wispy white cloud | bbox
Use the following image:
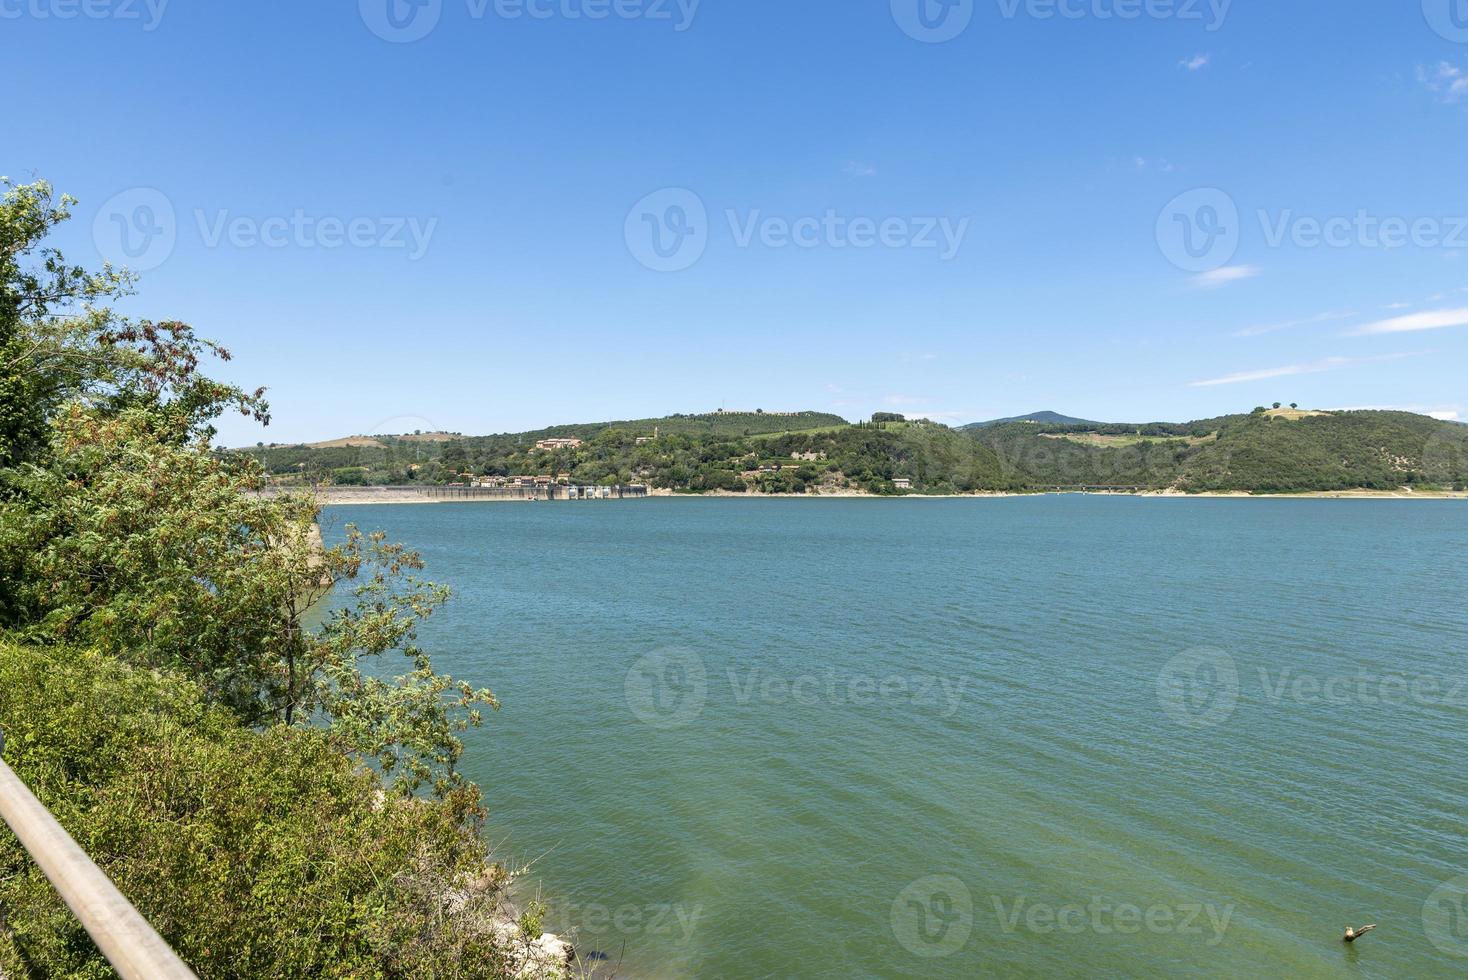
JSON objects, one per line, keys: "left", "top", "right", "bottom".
{"left": 1180, "top": 54, "right": 1210, "bottom": 71}
{"left": 1234, "top": 309, "right": 1357, "bottom": 338}
{"left": 1351, "top": 306, "right": 1468, "bottom": 335}
{"left": 1191, "top": 265, "right": 1260, "bottom": 289}
{"left": 843, "top": 161, "right": 877, "bottom": 177}
{"left": 1418, "top": 62, "right": 1468, "bottom": 102}
{"left": 1133, "top": 156, "right": 1175, "bottom": 173}
{"left": 1190, "top": 352, "right": 1421, "bottom": 388}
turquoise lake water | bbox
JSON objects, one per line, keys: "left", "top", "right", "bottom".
{"left": 322, "top": 497, "right": 1468, "bottom": 978}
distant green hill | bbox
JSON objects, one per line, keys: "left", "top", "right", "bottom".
{"left": 969, "top": 409, "right": 1468, "bottom": 492}
{"left": 962, "top": 411, "right": 1106, "bottom": 430}
{"left": 242, "top": 407, "right": 1468, "bottom": 495}
{"left": 490, "top": 410, "right": 848, "bottom": 441}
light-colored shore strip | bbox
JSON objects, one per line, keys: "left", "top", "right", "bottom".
{"left": 285, "top": 487, "right": 1468, "bottom": 506}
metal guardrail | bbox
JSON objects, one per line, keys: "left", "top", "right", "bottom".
{"left": 0, "top": 730, "right": 197, "bottom": 979}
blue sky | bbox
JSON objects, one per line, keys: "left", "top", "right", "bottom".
{"left": 7, "top": 0, "right": 1468, "bottom": 443}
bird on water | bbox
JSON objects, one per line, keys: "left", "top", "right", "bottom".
{"left": 1342, "top": 924, "right": 1377, "bottom": 943}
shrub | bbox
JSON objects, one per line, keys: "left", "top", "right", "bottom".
{"left": 0, "top": 643, "right": 527, "bottom": 979}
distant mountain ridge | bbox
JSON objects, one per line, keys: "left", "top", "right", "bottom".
{"left": 962, "top": 411, "right": 1105, "bottom": 430}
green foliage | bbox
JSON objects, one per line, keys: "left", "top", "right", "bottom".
{"left": 969, "top": 410, "right": 1467, "bottom": 492}
{"left": 2, "top": 403, "right": 495, "bottom": 797}
{"left": 0, "top": 643, "right": 519, "bottom": 979}
{"left": 0, "top": 178, "right": 521, "bottom": 975}
{"left": 249, "top": 416, "right": 1027, "bottom": 495}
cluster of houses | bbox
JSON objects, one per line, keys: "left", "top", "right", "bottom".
{"left": 532, "top": 438, "right": 584, "bottom": 452}
{"left": 466, "top": 473, "right": 642, "bottom": 497}
{"left": 473, "top": 474, "right": 561, "bottom": 489}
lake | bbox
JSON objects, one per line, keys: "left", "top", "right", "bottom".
{"left": 321, "top": 497, "right": 1468, "bottom": 978}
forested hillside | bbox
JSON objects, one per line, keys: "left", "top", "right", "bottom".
{"left": 249, "top": 417, "right": 1021, "bottom": 494}
{"left": 249, "top": 407, "right": 1467, "bottom": 495}
{"left": 970, "top": 408, "right": 1468, "bottom": 493}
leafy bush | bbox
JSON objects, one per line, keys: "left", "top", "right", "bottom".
{"left": 0, "top": 643, "right": 523, "bottom": 979}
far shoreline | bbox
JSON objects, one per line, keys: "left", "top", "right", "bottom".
{"left": 284, "top": 487, "right": 1468, "bottom": 506}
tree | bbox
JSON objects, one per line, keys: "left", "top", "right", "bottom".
{"left": 0, "top": 178, "right": 494, "bottom": 799}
